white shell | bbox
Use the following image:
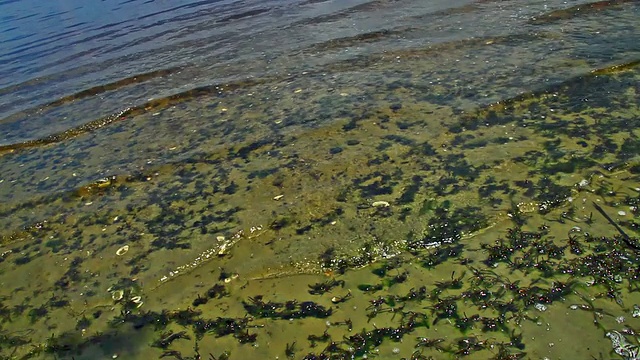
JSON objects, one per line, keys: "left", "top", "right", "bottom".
{"left": 116, "top": 245, "right": 129, "bottom": 256}
{"left": 111, "top": 290, "right": 124, "bottom": 301}
{"left": 372, "top": 201, "right": 390, "bottom": 208}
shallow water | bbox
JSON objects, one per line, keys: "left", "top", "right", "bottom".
{"left": 1, "top": 0, "right": 640, "bottom": 359}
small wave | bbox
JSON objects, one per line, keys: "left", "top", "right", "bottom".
{"left": 529, "top": 0, "right": 636, "bottom": 25}
{"left": 0, "top": 67, "right": 183, "bottom": 121}
{"left": 0, "top": 74, "right": 281, "bottom": 153}
{"left": 218, "top": 7, "right": 273, "bottom": 22}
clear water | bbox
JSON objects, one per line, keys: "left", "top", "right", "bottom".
{"left": 0, "top": 0, "right": 639, "bottom": 359}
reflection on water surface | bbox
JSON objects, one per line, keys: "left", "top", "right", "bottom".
{"left": 0, "top": 0, "right": 639, "bottom": 359}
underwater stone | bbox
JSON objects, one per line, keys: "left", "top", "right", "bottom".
{"left": 329, "top": 147, "right": 343, "bottom": 155}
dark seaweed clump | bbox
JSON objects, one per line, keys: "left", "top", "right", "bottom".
{"left": 243, "top": 296, "right": 333, "bottom": 319}
{"left": 408, "top": 203, "right": 488, "bottom": 252}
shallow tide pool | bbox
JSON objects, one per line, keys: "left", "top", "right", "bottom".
{"left": 0, "top": 0, "right": 639, "bottom": 359}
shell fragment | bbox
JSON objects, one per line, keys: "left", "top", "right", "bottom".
{"left": 116, "top": 245, "right": 129, "bottom": 256}
{"left": 372, "top": 201, "right": 390, "bottom": 208}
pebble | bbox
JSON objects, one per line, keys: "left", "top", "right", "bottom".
{"left": 329, "top": 147, "right": 343, "bottom": 155}
{"left": 534, "top": 303, "right": 547, "bottom": 312}
{"left": 223, "top": 274, "right": 239, "bottom": 283}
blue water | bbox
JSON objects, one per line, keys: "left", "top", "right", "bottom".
{"left": 0, "top": 0, "right": 287, "bottom": 118}
{"left": 0, "top": 0, "right": 638, "bottom": 148}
